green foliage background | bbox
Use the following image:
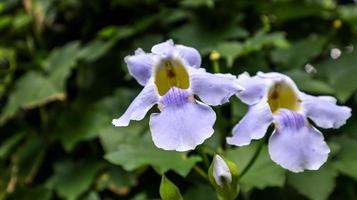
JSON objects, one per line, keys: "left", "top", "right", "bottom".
{"left": 0, "top": 0, "right": 356, "bottom": 199}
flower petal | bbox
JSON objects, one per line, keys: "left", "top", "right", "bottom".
{"left": 257, "top": 71, "right": 301, "bottom": 90}
{"left": 257, "top": 71, "right": 289, "bottom": 79}
{"left": 151, "top": 39, "right": 174, "bottom": 55}
{"left": 235, "top": 72, "right": 268, "bottom": 105}
{"left": 124, "top": 48, "right": 154, "bottom": 86}
{"left": 112, "top": 83, "right": 159, "bottom": 127}
{"left": 175, "top": 44, "right": 201, "bottom": 68}
{"left": 269, "top": 109, "right": 330, "bottom": 172}
{"left": 226, "top": 101, "right": 273, "bottom": 146}
{"left": 189, "top": 68, "right": 244, "bottom": 106}
{"left": 149, "top": 88, "right": 216, "bottom": 151}
{"left": 301, "top": 94, "right": 352, "bottom": 129}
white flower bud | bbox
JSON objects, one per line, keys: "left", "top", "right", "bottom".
{"left": 213, "top": 155, "right": 232, "bottom": 187}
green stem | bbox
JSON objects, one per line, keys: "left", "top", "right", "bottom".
{"left": 193, "top": 166, "right": 209, "bottom": 181}
{"left": 213, "top": 60, "right": 220, "bottom": 73}
{"left": 197, "top": 147, "right": 210, "bottom": 168}
{"left": 239, "top": 140, "right": 264, "bottom": 178}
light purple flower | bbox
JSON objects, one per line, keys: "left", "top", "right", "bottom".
{"left": 112, "top": 39, "right": 243, "bottom": 152}
{"left": 227, "top": 72, "right": 351, "bottom": 172}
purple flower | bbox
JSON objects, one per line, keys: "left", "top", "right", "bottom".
{"left": 227, "top": 72, "right": 352, "bottom": 172}
{"left": 112, "top": 40, "right": 243, "bottom": 151}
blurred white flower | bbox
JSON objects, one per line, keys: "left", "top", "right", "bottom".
{"left": 345, "top": 45, "right": 354, "bottom": 53}
{"left": 305, "top": 63, "right": 317, "bottom": 74}
{"left": 330, "top": 48, "right": 341, "bottom": 59}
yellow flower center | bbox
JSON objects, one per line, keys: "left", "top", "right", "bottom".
{"left": 154, "top": 58, "right": 190, "bottom": 96}
{"left": 267, "top": 81, "right": 301, "bottom": 114}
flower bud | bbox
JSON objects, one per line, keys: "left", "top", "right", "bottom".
{"left": 208, "top": 155, "right": 239, "bottom": 200}
{"left": 213, "top": 155, "right": 232, "bottom": 187}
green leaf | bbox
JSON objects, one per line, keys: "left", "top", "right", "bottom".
{"left": 0, "top": 132, "right": 25, "bottom": 159}
{"left": 159, "top": 175, "right": 183, "bottom": 200}
{"left": 96, "top": 165, "right": 137, "bottom": 193}
{"left": 226, "top": 141, "right": 259, "bottom": 172}
{"left": 56, "top": 88, "right": 137, "bottom": 151}
{"left": 183, "top": 183, "right": 216, "bottom": 200}
{"left": 338, "top": 5, "right": 357, "bottom": 32}
{"left": 9, "top": 186, "right": 52, "bottom": 200}
{"left": 0, "top": 42, "right": 81, "bottom": 124}
{"left": 285, "top": 69, "right": 334, "bottom": 94}
{"left": 230, "top": 98, "right": 248, "bottom": 126}
{"left": 287, "top": 164, "right": 338, "bottom": 200}
{"left": 171, "top": 19, "right": 248, "bottom": 53}
{"left": 133, "top": 34, "right": 164, "bottom": 52}
{"left": 12, "top": 136, "right": 46, "bottom": 183}
{"left": 130, "top": 193, "right": 150, "bottom": 200}
{"left": 105, "top": 134, "right": 201, "bottom": 177}
{"left": 180, "top": 0, "right": 215, "bottom": 8}
{"left": 0, "top": 71, "right": 64, "bottom": 124}
{"left": 215, "top": 42, "right": 243, "bottom": 67}
{"left": 243, "top": 31, "right": 289, "bottom": 53}
{"left": 0, "top": 15, "right": 12, "bottom": 31}
{"left": 215, "top": 31, "right": 288, "bottom": 67}
{"left": 78, "top": 39, "right": 115, "bottom": 62}
{"left": 0, "top": 3, "right": 6, "bottom": 13}
{"left": 47, "top": 160, "right": 105, "bottom": 200}
{"left": 55, "top": 106, "right": 110, "bottom": 151}
{"left": 81, "top": 191, "right": 100, "bottom": 200}
{"left": 332, "top": 137, "right": 357, "bottom": 181}
{"left": 271, "top": 36, "right": 326, "bottom": 70}
{"left": 43, "top": 41, "right": 80, "bottom": 73}
{"left": 46, "top": 41, "right": 81, "bottom": 90}
{"left": 227, "top": 142, "right": 286, "bottom": 190}
{"left": 263, "top": 1, "right": 331, "bottom": 21}
{"left": 0, "top": 47, "right": 16, "bottom": 98}
{"left": 316, "top": 47, "right": 357, "bottom": 102}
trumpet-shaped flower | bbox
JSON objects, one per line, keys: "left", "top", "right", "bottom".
{"left": 227, "top": 72, "right": 351, "bottom": 172}
{"left": 112, "top": 40, "right": 243, "bottom": 151}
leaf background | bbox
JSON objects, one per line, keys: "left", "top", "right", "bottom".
{"left": 0, "top": 0, "right": 356, "bottom": 199}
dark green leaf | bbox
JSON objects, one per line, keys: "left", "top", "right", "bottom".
{"left": 0, "top": 132, "right": 25, "bottom": 159}
{"left": 105, "top": 134, "right": 201, "bottom": 177}
{"left": 287, "top": 164, "right": 338, "bottom": 200}
{"left": 333, "top": 137, "right": 357, "bottom": 181}
{"left": 227, "top": 142, "right": 285, "bottom": 190}
{"left": 285, "top": 69, "right": 334, "bottom": 94}
{"left": 183, "top": 183, "right": 217, "bottom": 200}
{"left": 0, "top": 72, "right": 63, "bottom": 124}
{"left": 47, "top": 160, "right": 105, "bottom": 200}
{"left": 9, "top": 186, "right": 52, "bottom": 200}
{"left": 271, "top": 36, "right": 326, "bottom": 70}
{"left": 316, "top": 47, "right": 357, "bottom": 102}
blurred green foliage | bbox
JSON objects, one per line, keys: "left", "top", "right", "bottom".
{"left": 0, "top": 0, "right": 356, "bottom": 199}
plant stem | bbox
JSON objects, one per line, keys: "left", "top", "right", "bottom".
{"left": 193, "top": 166, "right": 209, "bottom": 181}
{"left": 239, "top": 140, "right": 264, "bottom": 178}
{"left": 197, "top": 147, "right": 210, "bottom": 168}
{"left": 213, "top": 60, "right": 220, "bottom": 73}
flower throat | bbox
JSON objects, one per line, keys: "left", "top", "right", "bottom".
{"left": 154, "top": 58, "right": 190, "bottom": 96}
{"left": 267, "top": 81, "right": 301, "bottom": 113}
